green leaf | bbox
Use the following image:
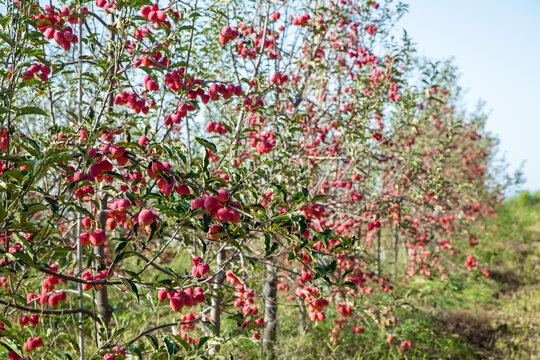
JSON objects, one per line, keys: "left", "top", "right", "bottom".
{"left": 0, "top": 33, "right": 14, "bottom": 46}
{"left": 114, "top": 239, "right": 130, "bottom": 255}
{"left": 171, "top": 334, "right": 190, "bottom": 351}
{"left": 0, "top": 266, "right": 16, "bottom": 276}
{"left": 120, "top": 278, "right": 139, "bottom": 302}
{"left": 203, "top": 148, "right": 210, "bottom": 172}
{"left": 44, "top": 196, "right": 60, "bottom": 212}
{"left": 266, "top": 242, "right": 279, "bottom": 256}
{"left": 264, "top": 233, "right": 270, "bottom": 254}
{"left": 163, "top": 335, "right": 177, "bottom": 356}
{"left": 26, "top": 203, "right": 48, "bottom": 214}
{"left": 13, "top": 233, "right": 34, "bottom": 257}
{"left": 0, "top": 290, "right": 26, "bottom": 304}
{"left": 20, "top": 137, "right": 41, "bottom": 157}
{"left": 127, "top": 344, "right": 143, "bottom": 360}
{"left": 195, "top": 137, "right": 217, "bottom": 153}
{"left": 312, "top": 194, "right": 328, "bottom": 202}
{"left": 197, "top": 336, "right": 210, "bottom": 350}
{"left": 17, "top": 106, "right": 47, "bottom": 116}
{"left": 326, "top": 260, "right": 338, "bottom": 274}
{"left": 52, "top": 351, "right": 73, "bottom": 360}
{"left": 202, "top": 319, "right": 216, "bottom": 335}
{"left": 70, "top": 204, "right": 94, "bottom": 218}
{"left": 100, "top": 171, "right": 126, "bottom": 182}
{"left": 0, "top": 203, "right": 6, "bottom": 222}
{"left": 314, "top": 267, "right": 326, "bottom": 276}
{"left": 3, "top": 169, "right": 23, "bottom": 183}
{"left": 0, "top": 314, "right": 13, "bottom": 328}
{"left": 6, "top": 252, "right": 38, "bottom": 269}
{"left": 146, "top": 334, "right": 159, "bottom": 350}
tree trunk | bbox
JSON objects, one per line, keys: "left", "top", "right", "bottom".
{"left": 96, "top": 195, "right": 112, "bottom": 325}
{"left": 77, "top": 12, "right": 85, "bottom": 359}
{"left": 209, "top": 248, "right": 226, "bottom": 354}
{"left": 76, "top": 218, "right": 85, "bottom": 360}
{"left": 262, "top": 259, "right": 278, "bottom": 359}
{"left": 392, "top": 228, "right": 399, "bottom": 277}
{"left": 97, "top": 12, "right": 116, "bottom": 324}
{"left": 376, "top": 228, "right": 381, "bottom": 277}
{"left": 403, "top": 239, "right": 408, "bottom": 275}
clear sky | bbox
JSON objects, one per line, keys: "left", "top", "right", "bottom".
{"left": 397, "top": 0, "right": 540, "bottom": 193}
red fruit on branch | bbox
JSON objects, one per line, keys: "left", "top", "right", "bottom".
{"left": 48, "top": 293, "right": 60, "bottom": 307}
{"left": 217, "top": 188, "right": 230, "bottom": 202}
{"left": 8, "top": 351, "right": 21, "bottom": 360}
{"left": 175, "top": 184, "right": 190, "bottom": 195}
{"left": 19, "top": 316, "right": 29, "bottom": 326}
{"left": 157, "top": 289, "right": 168, "bottom": 301}
{"left": 79, "top": 232, "right": 90, "bottom": 246}
{"left": 170, "top": 296, "right": 184, "bottom": 311}
{"left": 192, "top": 256, "right": 202, "bottom": 266}
{"left": 208, "top": 224, "right": 224, "bottom": 240}
{"left": 81, "top": 217, "right": 92, "bottom": 229}
{"left": 204, "top": 196, "right": 219, "bottom": 212}
{"left": 191, "top": 198, "right": 204, "bottom": 210}
{"left": 90, "top": 229, "right": 106, "bottom": 246}
{"left": 29, "top": 314, "right": 39, "bottom": 325}
{"left": 106, "top": 217, "right": 117, "bottom": 230}
{"left": 138, "top": 209, "right": 155, "bottom": 226}
{"left": 138, "top": 135, "right": 149, "bottom": 146}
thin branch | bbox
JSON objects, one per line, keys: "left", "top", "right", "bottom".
{"left": 0, "top": 299, "right": 97, "bottom": 320}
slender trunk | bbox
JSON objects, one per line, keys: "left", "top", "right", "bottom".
{"left": 262, "top": 259, "right": 278, "bottom": 359}
{"left": 95, "top": 245, "right": 111, "bottom": 323}
{"left": 77, "top": 11, "right": 85, "bottom": 360}
{"left": 376, "top": 228, "right": 381, "bottom": 277}
{"left": 95, "top": 13, "right": 115, "bottom": 326}
{"left": 76, "top": 218, "right": 84, "bottom": 360}
{"left": 210, "top": 248, "right": 226, "bottom": 353}
{"left": 392, "top": 228, "right": 398, "bottom": 277}
{"left": 403, "top": 238, "right": 408, "bottom": 275}
{"left": 211, "top": 249, "right": 226, "bottom": 335}
{"left": 96, "top": 195, "right": 112, "bottom": 325}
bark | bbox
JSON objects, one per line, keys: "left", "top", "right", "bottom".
{"left": 210, "top": 248, "right": 226, "bottom": 354}
{"left": 392, "top": 228, "right": 399, "bottom": 277}
{"left": 403, "top": 240, "right": 408, "bottom": 275}
{"left": 76, "top": 219, "right": 85, "bottom": 359}
{"left": 96, "top": 195, "right": 112, "bottom": 325}
{"left": 95, "top": 13, "right": 116, "bottom": 327}
{"left": 262, "top": 259, "right": 278, "bottom": 359}
{"left": 376, "top": 228, "right": 381, "bottom": 277}
{"left": 77, "top": 13, "right": 85, "bottom": 359}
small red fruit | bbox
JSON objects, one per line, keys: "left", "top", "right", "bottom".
{"left": 170, "top": 296, "right": 184, "bottom": 311}
{"left": 19, "top": 316, "right": 29, "bottom": 326}
{"left": 138, "top": 209, "right": 155, "bottom": 226}
{"left": 158, "top": 289, "right": 168, "bottom": 301}
{"left": 90, "top": 229, "right": 106, "bottom": 246}
{"left": 191, "top": 198, "right": 204, "bottom": 210}
{"left": 79, "top": 232, "right": 90, "bottom": 246}
{"left": 29, "top": 314, "right": 39, "bottom": 325}
{"left": 48, "top": 293, "right": 59, "bottom": 307}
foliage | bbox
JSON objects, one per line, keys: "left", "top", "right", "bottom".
{"left": 0, "top": 0, "right": 510, "bottom": 359}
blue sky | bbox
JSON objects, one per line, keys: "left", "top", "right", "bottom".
{"left": 398, "top": 0, "right": 540, "bottom": 193}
